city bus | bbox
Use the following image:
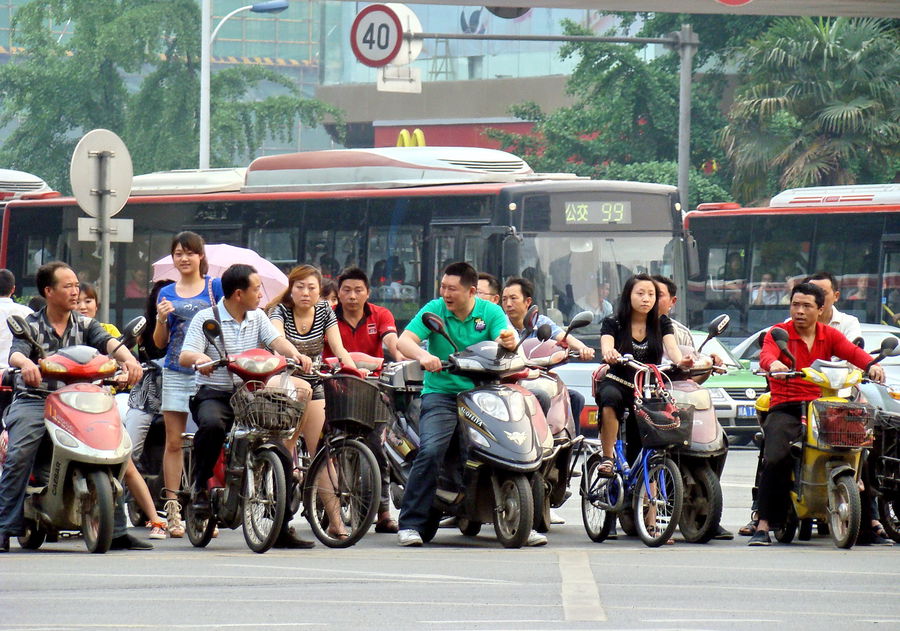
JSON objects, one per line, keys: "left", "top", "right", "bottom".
{"left": 683, "top": 184, "right": 900, "bottom": 338}
{"left": 3, "top": 147, "right": 689, "bottom": 336}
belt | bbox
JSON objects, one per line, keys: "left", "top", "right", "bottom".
{"left": 604, "top": 373, "right": 635, "bottom": 389}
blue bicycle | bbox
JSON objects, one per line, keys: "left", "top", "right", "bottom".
{"left": 580, "top": 357, "right": 685, "bottom": 547}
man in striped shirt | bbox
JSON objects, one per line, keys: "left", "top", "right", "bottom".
{"left": 180, "top": 264, "right": 312, "bottom": 547}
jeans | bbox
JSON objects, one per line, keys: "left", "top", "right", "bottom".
{"left": 398, "top": 393, "right": 458, "bottom": 533}
{"left": 363, "top": 426, "right": 391, "bottom": 514}
{"left": 0, "top": 398, "right": 47, "bottom": 535}
{"left": 757, "top": 403, "right": 804, "bottom": 524}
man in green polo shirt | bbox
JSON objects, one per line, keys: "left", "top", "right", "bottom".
{"left": 396, "top": 262, "right": 522, "bottom": 547}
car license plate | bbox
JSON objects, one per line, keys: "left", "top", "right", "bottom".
{"left": 737, "top": 404, "right": 756, "bottom": 418}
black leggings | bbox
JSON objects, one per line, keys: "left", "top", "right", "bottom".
{"left": 594, "top": 379, "right": 642, "bottom": 465}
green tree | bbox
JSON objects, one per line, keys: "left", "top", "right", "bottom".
{"left": 0, "top": 0, "right": 341, "bottom": 191}
{"left": 722, "top": 17, "right": 899, "bottom": 203}
{"left": 486, "top": 20, "right": 731, "bottom": 209}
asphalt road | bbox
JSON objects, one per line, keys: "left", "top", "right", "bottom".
{"left": 1, "top": 449, "right": 898, "bottom": 631}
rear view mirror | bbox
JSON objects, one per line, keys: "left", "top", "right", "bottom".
{"left": 698, "top": 313, "right": 730, "bottom": 352}
{"left": 108, "top": 316, "right": 146, "bottom": 356}
{"left": 853, "top": 336, "right": 864, "bottom": 349}
{"left": 422, "top": 312, "right": 459, "bottom": 352}
{"left": 769, "top": 327, "right": 795, "bottom": 368}
{"left": 536, "top": 323, "right": 553, "bottom": 342}
{"left": 7, "top": 314, "right": 43, "bottom": 358}
{"left": 524, "top": 305, "right": 540, "bottom": 336}
{"left": 202, "top": 319, "right": 222, "bottom": 345}
{"left": 567, "top": 311, "right": 594, "bottom": 331}
{"left": 879, "top": 336, "right": 899, "bottom": 356}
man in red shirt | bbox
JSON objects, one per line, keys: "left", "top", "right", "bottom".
{"left": 751, "top": 282, "right": 884, "bottom": 546}
{"left": 324, "top": 266, "right": 402, "bottom": 361}
{"left": 325, "top": 266, "right": 403, "bottom": 533}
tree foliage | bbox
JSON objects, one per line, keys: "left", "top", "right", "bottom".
{"left": 722, "top": 17, "right": 899, "bottom": 202}
{"left": 0, "top": 0, "right": 342, "bottom": 192}
{"left": 485, "top": 19, "right": 731, "bottom": 209}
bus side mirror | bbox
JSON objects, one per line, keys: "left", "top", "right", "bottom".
{"left": 685, "top": 232, "right": 700, "bottom": 279}
{"left": 502, "top": 234, "right": 520, "bottom": 279}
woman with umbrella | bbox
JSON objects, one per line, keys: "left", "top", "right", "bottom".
{"left": 153, "top": 232, "right": 224, "bottom": 538}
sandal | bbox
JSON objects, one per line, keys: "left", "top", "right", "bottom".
{"left": 327, "top": 526, "right": 350, "bottom": 540}
{"left": 739, "top": 512, "right": 759, "bottom": 537}
{"left": 374, "top": 517, "right": 399, "bottom": 534}
{"left": 596, "top": 456, "right": 615, "bottom": 478}
{"left": 647, "top": 525, "right": 675, "bottom": 545}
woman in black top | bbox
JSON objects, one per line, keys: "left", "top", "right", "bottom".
{"left": 595, "top": 274, "right": 690, "bottom": 475}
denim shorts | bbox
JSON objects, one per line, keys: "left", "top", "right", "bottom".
{"left": 161, "top": 368, "right": 195, "bottom": 413}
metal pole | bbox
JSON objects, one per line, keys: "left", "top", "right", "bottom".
{"left": 676, "top": 24, "right": 699, "bottom": 214}
{"left": 97, "top": 151, "right": 111, "bottom": 324}
{"left": 409, "top": 32, "right": 675, "bottom": 46}
{"left": 199, "top": 0, "right": 211, "bottom": 169}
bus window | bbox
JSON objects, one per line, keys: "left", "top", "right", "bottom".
{"left": 249, "top": 227, "right": 299, "bottom": 274}
{"left": 367, "top": 225, "right": 423, "bottom": 324}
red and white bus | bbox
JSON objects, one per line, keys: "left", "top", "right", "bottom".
{"left": 683, "top": 184, "right": 900, "bottom": 337}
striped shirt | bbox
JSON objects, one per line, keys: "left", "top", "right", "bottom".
{"left": 669, "top": 317, "right": 694, "bottom": 348}
{"left": 181, "top": 301, "right": 280, "bottom": 392}
{"left": 270, "top": 301, "right": 337, "bottom": 361}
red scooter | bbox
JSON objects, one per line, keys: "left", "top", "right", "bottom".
{"left": 518, "top": 310, "right": 593, "bottom": 531}
{"left": 5, "top": 314, "right": 144, "bottom": 553}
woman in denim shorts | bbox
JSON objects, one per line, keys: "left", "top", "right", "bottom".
{"left": 153, "top": 232, "right": 223, "bottom": 537}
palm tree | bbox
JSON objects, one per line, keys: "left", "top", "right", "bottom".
{"left": 722, "top": 17, "right": 899, "bottom": 203}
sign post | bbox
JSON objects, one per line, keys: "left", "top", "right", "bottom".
{"left": 70, "top": 129, "right": 133, "bottom": 324}
{"left": 351, "top": 3, "right": 423, "bottom": 93}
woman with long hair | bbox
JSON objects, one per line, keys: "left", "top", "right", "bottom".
{"left": 595, "top": 274, "right": 690, "bottom": 476}
{"left": 267, "top": 264, "right": 357, "bottom": 539}
{"left": 153, "top": 232, "right": 223, "bottom": 538}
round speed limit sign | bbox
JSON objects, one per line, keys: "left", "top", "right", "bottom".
{"left": 350, "top": 4, "right": 403, "bottom": 68}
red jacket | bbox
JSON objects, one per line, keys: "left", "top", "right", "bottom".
{"left": 760, "top": 321, "right": 874, "bottom": 407}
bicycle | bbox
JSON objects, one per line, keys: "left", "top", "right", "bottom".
{"left": 581, "top": 355, "right": 685, "bottom": 548}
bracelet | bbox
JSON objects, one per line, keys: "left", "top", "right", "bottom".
{"left": 156, "top": 317, "right": 167, "bottom": 325}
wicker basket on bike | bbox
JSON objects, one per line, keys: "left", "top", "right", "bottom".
{"left": 632, "top": 365, "right": 693, "bottom": 449}
{"left": 230, "top": 381, "right": 307, "bottom": 434}
{"left": 323, "top": 368, "right": 391, "bottom": 435}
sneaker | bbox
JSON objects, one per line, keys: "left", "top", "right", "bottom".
{"left": 550, "top": 509, "right": 566, "bottom": 525}
{"left": 748, "top": 530, "right": 771, "bottom": 546}
{"left": 110, "top": 534, "right": 153, "bottom": 550}
{"left": 165, "top": 499, "right": 185, "bottom": 539}
{"left": 148, "top": 520, "right": 167, "bottom": 540}
{"left": 398, "top": 529, "right": 423, "bottom": 547}
{"left": 713, "top": 525, "right": 734, "bottom": 541}
{"left": 526, "top": 530, "right": 548, "bottom": 547}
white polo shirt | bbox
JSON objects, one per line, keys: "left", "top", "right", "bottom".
{"left": 826, "top": 306, "right": 862, "bottom": 343}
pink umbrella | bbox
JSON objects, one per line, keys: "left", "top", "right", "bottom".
{"left": 151, "top": 244, "right": 289, "bottom": 305}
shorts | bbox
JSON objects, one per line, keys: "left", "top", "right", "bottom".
{"left": 309, "top": 382, "right": 324, "bottom": 401}
{"left": 161, "top": 368, "right": 195, "bottom": 413}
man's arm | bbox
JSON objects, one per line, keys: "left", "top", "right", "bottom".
{"left": 830, "top": 327, "right": 884, "bottom": 381}
{"left": 382, "top": 332, "right": 405, "bottom": 361}
{"left": 178, "top": 314, "right": 215, "bottom": 375}
{"left": 554, "top": 332, "right": 595, "bottom": 360}
{"left": 397, "top": 330, "right": 442, "bottom": 372}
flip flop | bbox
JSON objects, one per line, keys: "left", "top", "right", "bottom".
{"left": 375, "top": 517, "right": 399, "bottom": 534}
{"left": 596, "top": 456, "right": 615, "bottom": 478}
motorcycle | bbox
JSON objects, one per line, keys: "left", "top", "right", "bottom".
{"left": 754, "top": 328, "right": 895, "bottom": 548}
{"left": 183, "top": 319, "right": 308, "bottom": 553}
{"left": 669, "top": 314, "right": 730, "bottom": 543}
{"left": 6, "top": 314, "right": 144, "bottom": 553}
{"left": 518, "top": 309, "right": 593, "bottom": 532}
{"left": 380, "top": 312, "right": 542, "bottom": 548}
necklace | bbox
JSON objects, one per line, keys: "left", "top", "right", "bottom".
{"left": 294, "top": 308, "right": 314, "bottom": 335}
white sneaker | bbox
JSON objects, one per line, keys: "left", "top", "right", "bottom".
{"left": 398, "top": 529, "right": 423, "bottom": 547}
{"left": 550, "top": 509, "right": 566, "bottom": 525}
{"left": 527, "top": 530, "right": 548, "bottom": 546}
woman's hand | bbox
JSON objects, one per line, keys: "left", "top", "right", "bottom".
{"left": 297, "top": 353, "right": 312, "bottom": 373}
{"left": 578, "top": 346, "right": 595, "bottom": 360}
{"left": 602, "top": 348, "right": 621, "bottom": 364}
{"left": 156, "top": 298, "right": 174, "bottom": 324}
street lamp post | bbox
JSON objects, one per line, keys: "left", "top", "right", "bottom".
{"left": 199, "top": 0, "right": 288, "bottom": 170}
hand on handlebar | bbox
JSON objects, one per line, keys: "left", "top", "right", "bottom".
{"left": 294, "top": 353, "right": 313, "bottom": 373}
{"left": 576, "top": 346, "right": 595, "bottom": 361}
{"left": 192, "top": 354, "right": 218, "bottom": 376}
{"left": 602, "top": 349, "right": 622, "bottom": 364}
{"left": 20, "top": 361, "right": 41, "bottom": 387}
{"left": 868, "top": 364, "right": 885, "bottom": 384}
{"left": 419, "top": 353, "right": 443, "bottom": 373}
{"left": 767, "top": 360, "right": 792, "bottom": 379}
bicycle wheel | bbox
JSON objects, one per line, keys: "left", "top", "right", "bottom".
{"left": 581, "top": 453, "right": 618, "bottom": 543}
{"left": 878, "top": 496, "right": 900, "bottom": 543}
{"left": 303, "top": 437, "right": 380, "bottom": 548}
{"left": 182, "top": 437, "right": 216, "bottom": 548}
{"left": 633, "top": 456, "right": 683, "bottom": 547}
{"left": 242, "top": 449, "right": 287, "bottom": 554}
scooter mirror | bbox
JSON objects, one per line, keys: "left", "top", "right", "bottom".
{"left": 108, "top": 316, "right": 147, "bottom": 357}
{"left": 536, "top": 323, "right": 553, "bottom": 342}
{"left": 853, "top": 336, "right": 865, "bottom": 349}
{"left": 567, "top": 310, "right": 594, "bottom": 332}
{"left": 7, "top": 314, "right": 44, "bottom": 359}
{"left": 879, "top": 336, "right": 899, "bottom": 356}
{"left": 421, "top": 312, "right": 460, "bottom": 352}
{"left": 769, "top": 327, "right": 795, "bottom": 367}
{"left": 202, "top": 319, "right": 222, "bottom": 344}
{"left": 707, "top": 314, "right": 730, "bottom": 337}
{"left": 524, "top": 305, "right": 540, "bottom": 336}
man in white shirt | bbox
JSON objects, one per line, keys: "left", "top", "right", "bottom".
{"left": 0, "top": 270, "right": 32, "bottom": 370}
{"left": 804, "top": 271, "right": 862, "bottom": 342}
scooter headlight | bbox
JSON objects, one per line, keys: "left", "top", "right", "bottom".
{"left": 39, "top": 359, "right": 68, "bottom": 374}
{"left": 472, "top": 392, "right": 509, "bottom": 421}
{"left": 468, "top": 427, "right": 491, "bottom": 448}
{"left": 506, "top": 391, "right": 527, "bottom": 420}
{"left": 54, "top": 428, "right": 79, "bottom": 448}
{"left": 234, "top": 355, "right": 281, "bottom": 374}
{"left": 58, "top": 390, "right": 114, "bottom": 414}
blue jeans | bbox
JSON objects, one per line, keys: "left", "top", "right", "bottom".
{"left": 0, "top": 398, "right": 47, "bottom": 536}
{"left": 398, "top": 393, "right": 458, "bottom": 533}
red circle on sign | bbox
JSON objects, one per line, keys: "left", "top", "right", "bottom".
{"left": 715, "top": 0, "right": 755, "bottom": 5}
{"left": 350, "top": 4, "right": 403, "bottom": 68}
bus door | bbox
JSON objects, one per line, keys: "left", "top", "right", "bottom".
{"left": 429, "top": 222, "right": 485, "bottom": 294}
{"left": 880, "top": 235, "right": 900, "bottom": 325}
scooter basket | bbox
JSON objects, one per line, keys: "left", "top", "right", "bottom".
{"left": 874, "top": 411, "right": 900, "bottom": 492}
{"left": 230, "top": 383, "right": 307, "bottom": 433}
{"left": 811, "top": 400, "right": 874, "bottom": 448}
{"left": 323, "top": 374, "right": 390, "bottom": 434}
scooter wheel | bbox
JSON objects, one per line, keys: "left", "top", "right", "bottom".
{"left": 458, "top": 518, "right": 482, "bottom": 537}
{"left": 242, "top": 449, "right": 287, "bottom": 554}
{"left": 828, "top": 473, "right": 861, "bottom": 549}
{"left": 81, "top": 470, "right": 115, "bottom": 554}
{"left": 493, "top": 474, "right": 533, "bottom": 548}
{"left": 678, "top": 463, "right": 723, "bottom": 544}
{"left": 878, "top": 497, "right": 900, "bottom": 543}
{"left": 18, "top": 518, "right": 46, "bottom": 550}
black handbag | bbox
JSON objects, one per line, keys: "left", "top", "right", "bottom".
{"left": 632, "top": 365, "right": 693, "bottom": 449}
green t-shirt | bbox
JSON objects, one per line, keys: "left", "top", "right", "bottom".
{"left": 405, "top": 297, "right": 512, "bottom": 394}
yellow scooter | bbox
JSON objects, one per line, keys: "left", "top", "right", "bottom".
{"left": 754, "top": 328, "right": 896, "bottom": 549}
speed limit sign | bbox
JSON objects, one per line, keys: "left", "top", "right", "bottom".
{"left": 351, "top": 4, "right": 403, "bottom": 68}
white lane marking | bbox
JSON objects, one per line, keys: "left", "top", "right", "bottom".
{"left": 217, "top": 562, "right": 512, "bottom": 584}
{"left": 600, "top": 582, "right": 898, "bottom": 597}
{"left": 641, "top": 619, "right": 780, "bottom": 623}
{"left": 607, "top": 604, "right": 900, "bottom": 620}
{"left": 558, "top": 550, "right": 606, "bottom": 622}
{"left": 0, "top": 595, "right": 555, "bottom": 608}
{"left": 0, "top": 625, "right": 321, "bottom": 630}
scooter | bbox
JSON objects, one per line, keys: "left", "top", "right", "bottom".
{"left": 380, "top": 312, "right": 542, "bottom": 548}
{"left": 6, "top": 314, "right": 144, "bottom": 553}
{"left": 668, "top": 314, "right": 730, "bottom": 543}
{"left": 518, "top": 309, "right": 593, "bottom": 532}
{"left": 754, "top": 328, "right": 895, "bottom": 548}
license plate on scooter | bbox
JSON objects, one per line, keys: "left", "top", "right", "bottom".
{"left": 737, "top": 405, "right": 756, "bottom": 417}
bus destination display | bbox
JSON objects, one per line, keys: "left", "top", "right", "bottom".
{"left": 563, "top": 200, "right": 632, "bottom": 225}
